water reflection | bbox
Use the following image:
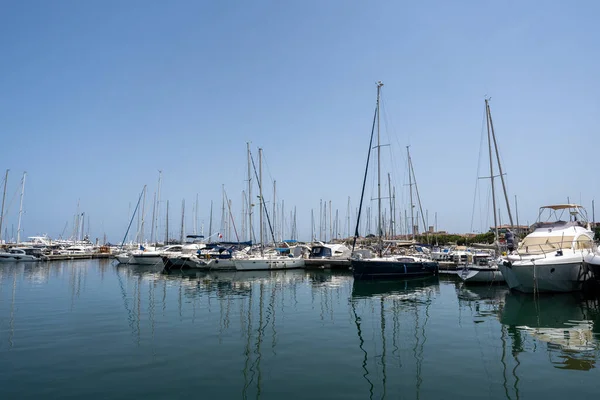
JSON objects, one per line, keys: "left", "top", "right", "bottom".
{"left": 500, "top": 292, "right": 600, "bottom": 371}
{"left": 4, "top": 260, "right": 600, "bottom": 399}
{"left": 350, "top": 277, "right": 439, "bottom": 400}
{"left": 456, "top": 283, "right": 510, "bottom": 321}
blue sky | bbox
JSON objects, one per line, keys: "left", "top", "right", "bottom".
{"left": 1, "top": 0, "right": 599, "bottom": 243}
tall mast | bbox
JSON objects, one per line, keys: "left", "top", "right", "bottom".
{"left": 259, "top": 147, "right": 264, "bottom": 255}
{"left": 208, "top": 200, "right": 213, "bottom": 239}
{"left": 81, "top": 211, "right": 85, "bottom": 241}
{"left": 16, "top": 172, "right": 26, "bottom": 244}
{"left": 0, "top": 169, "right": 8, "bottom": 243}
{"left": 281, "top": 199, "right": 284, "bottom": 241}
{"left": 180, "top": 199, "right": 185, "bottom": 244}
{"left": 487, "top": 101, "right": 514, "bottom": 228}
{"left": 165, "top": 200, "right": 169, "bottom": 244}
{"left": 319, "top": 199, "right": 322, "bottom": 241}
{"left": 329, "top": 200, "right": 333, "bottom": 242}
{"left": 140, "top": 185, "right": 147, "bottom": 244}
{"left": 247, "top": 142, "right": 253, "bottom": 243}
{"left": 388, "top": 173, "right": 393, "bottom": 238}
{"left": 150, "top": 192, "right": 156, "bottom": 243}
{"left": 221, "top": 184, "right": 226, "bottom": 238}
{"left": 241, "top": 190, "right": 246, "bottom": 240}
{"left": 408, "top": 148, "right": 428, "bottom": 241}
{"left": 376, "top": 81, "right": 384, "bottom": 256}
{"left": 486, "top": 99, "right": 499, "bottom": 242}
{"left": 155, "top": 170, "right": 162, "bottom": 243}
{"left": 273, "top": 180, "right": 277, "bottom": 244}
{"left": 392, "top": 187, "right": 396, "bottom": 237}
{"left": 407, "top": 146, "right": 415, "bottom": 240}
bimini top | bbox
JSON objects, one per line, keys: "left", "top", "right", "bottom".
{"left": 534, "top": 204, "right": 589, "bottom": 227}
{"left": 539, "top": 204, "right": 583, "bottom": 210}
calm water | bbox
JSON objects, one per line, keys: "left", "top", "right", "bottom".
{"left": 1, "top": 260, "right": 600, "bottom": 399}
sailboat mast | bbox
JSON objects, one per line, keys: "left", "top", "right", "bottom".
{"left": 155, "top": 170, "right": 162, "bottom": 243}
{"left": 273, "top": 180, "right": 276, "bottom": 244}
{"left": 16, "top": 172, "right": 26, "bottom": 244}
{"left": 150, "top": 192, "right": 156, "bottom": 244}
{"left": 247, "top": 142, "right": 253, "bottom": 243}
{"left": 376, "top": 81, "right": 383, "bottom": 256}
{"left": 408, "top": 149, "right": 428, "bottom": 242}
{"left": 281, "top": 199, "right": 284, "bottom": 241}
{"left": 329, "top": 200, "right": 333, "bottom": 242}
{"left": 0, "top": 169, "right": 8, "bottom": 243}
{"left": 208, "top": 200, "right": 213, "bottom": 239}
{"left": 165, "top": 200, "right": 169, "bottom": 244}
{"left": 486, "top": 99, "right": 499, "bottom": 241}
{"left": 388, "top": 173, "right": 393, "bottom": 238}
{"left": 259, "top": 148, "right": 264, "bottom": 255}
{"left": 180, "top": 199, "right": 185, "bottom": 243}
{"left": 407, "top": 146, "right": 415, "bottom": 240}
{"left": 140, "top": 186, "right": 147, "bottom": 244}
{"left": 487, "top": 102, "right": 514, "bottom": 228}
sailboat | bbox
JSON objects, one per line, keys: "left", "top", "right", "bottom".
{"left": 350, "top": 82, "right": 438, "bottom": 280}
{"left": 459, "top": 99, "right": 510, "bottom": 283}
{"left": 233, "top": 146, "right": 304, "bottom": 271}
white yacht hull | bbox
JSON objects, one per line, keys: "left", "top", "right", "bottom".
{"left": 162, "top": 254, "right": 208, "bottom": 270}
{"left": 499, "top": 259, "right": 592, "bottom": 293}
{"left": 234, "top": 257, "right": 305, "bottom": 271}
{"left": 459, "top": 267, "right": 505, "bottom": 283}
{"left": 0, "top": 254, "right": 39, "bottom": 262}
{"left": 207, "top": 258, "right": 236, "bottom": 270}
{"left": 114, "top": 254, "right": 132, "bottom": 264}
{"left": 130, "top": 254, "right": 163, "bottom": 265}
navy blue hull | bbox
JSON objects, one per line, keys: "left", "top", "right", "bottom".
{"left": 351, "top": 260, "right": 439, "bottom": 280}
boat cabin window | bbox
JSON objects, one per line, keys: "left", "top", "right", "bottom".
{"left": 396, "top": 257, "right": 416, "bottom": 263}
{"left": 575, "top": 236, "right": 593, "bottom": 250}
{"left": 311, "top": 247, "right": 332, "bottom": 257}
{"left": 518, "top": 235, "right": 575, "bottom": 253}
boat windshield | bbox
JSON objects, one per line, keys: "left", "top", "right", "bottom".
{"left": 518, "top": 235, "right": 593, "bottom": 253}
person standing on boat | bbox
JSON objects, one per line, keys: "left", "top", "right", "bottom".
{"left": 505, "top": 229, "right": 515, "bottom": 253}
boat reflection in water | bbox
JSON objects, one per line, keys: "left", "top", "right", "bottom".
{"left": 350, "top": 276, "right": 439, "bottom": 399}
{"left": 500, "top": 292, "right": 600, "bottom": 371}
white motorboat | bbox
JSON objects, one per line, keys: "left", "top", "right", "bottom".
{"left": 458, "top": 252, "right": 505, "bottom": 283}
{"left": 114, "top": 252, "right": 133, "bottom": 264}
{"left": 130, "top": 244, "right": 183, "bottom": 265}
{"left": 499, "top": 204, "right": 595, "bottom": 293}
{"left": 308, "top": 242, "right": 351, "bottom": 260}
{"left": 0, "top": 247, "right": 41, "bottom": 262}
{"left": 234, "top": 254, "right": 305, "bottom": 271}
